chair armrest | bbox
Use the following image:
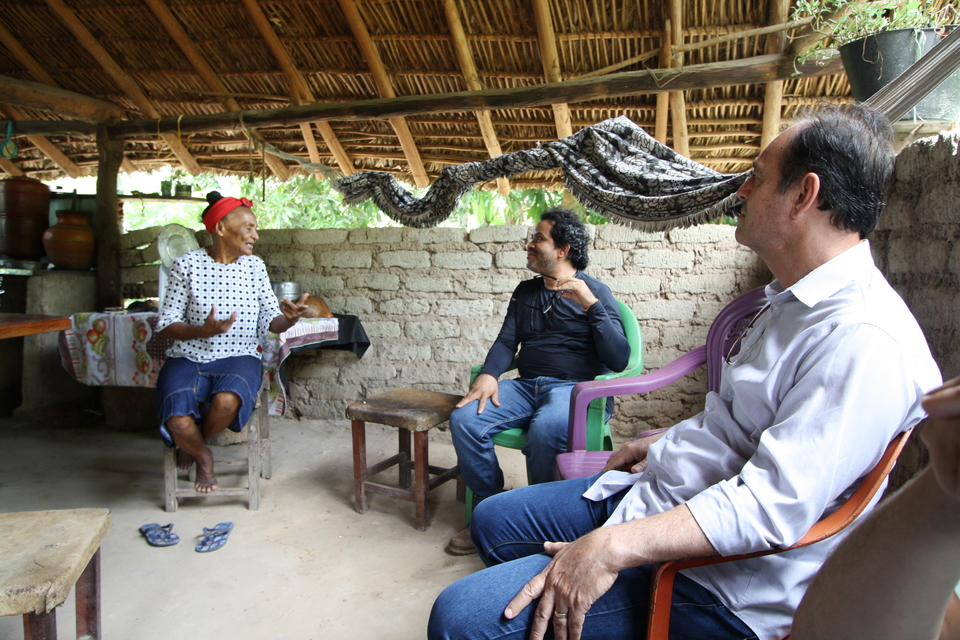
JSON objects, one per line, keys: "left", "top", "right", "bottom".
{"left": 566, "top": 346, "right": 708, "bottom": 451}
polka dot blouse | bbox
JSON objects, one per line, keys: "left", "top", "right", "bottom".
{"left": 157, "top": 249, "right": 282, "bottom": 363}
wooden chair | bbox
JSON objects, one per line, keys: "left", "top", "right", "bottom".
{"left": 555, "top": 287, "right": 766, "bottom": 480}
{"left": 646, "top": 428, "right": 913, "bottom": 640}
{"left": 463, "top": 298, "right": 644, "bottom": 522}
{"left": 162, "top": 373, "right": 271, "bottom": 511}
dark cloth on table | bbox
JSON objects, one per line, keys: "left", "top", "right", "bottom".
{"left": 156, "top": 355, "right": 262, "bottom": 447}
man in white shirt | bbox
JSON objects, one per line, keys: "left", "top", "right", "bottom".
{"left": 428, "top": 102, "right": 942, "bottom": 640}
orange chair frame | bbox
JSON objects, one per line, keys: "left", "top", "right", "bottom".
{"left": 645, "top": 427, "right": 914, "bottom": 640}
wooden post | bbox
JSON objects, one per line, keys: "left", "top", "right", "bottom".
{"left": 95, "top": 124, "right": 122, "bottom": 310}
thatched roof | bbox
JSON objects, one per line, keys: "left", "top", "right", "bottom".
{"left": 0, "top": 0, "right": 951, "bottom": 187}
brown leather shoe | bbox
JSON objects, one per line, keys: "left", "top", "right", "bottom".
{"left": 444, "top": 526, "right": 476, "bottom": 556}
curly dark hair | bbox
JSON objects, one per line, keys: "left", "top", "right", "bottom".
{"left": 777, "top": 102, "right": 894, "bottom": 238}
{"left": 540, "top": 208, "right": 589, "bottom": 270}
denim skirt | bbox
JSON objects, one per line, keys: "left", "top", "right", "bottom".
{"left": 156, "top": 355, "right": 262, "bottom": 447}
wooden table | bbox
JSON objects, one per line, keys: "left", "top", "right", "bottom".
{"left": 0, "top": 508, "right": 111, "bottom": 640}
{"left": 0, "top": 313, "right": 71, "bottom": 339}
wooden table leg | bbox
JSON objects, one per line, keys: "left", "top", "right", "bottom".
{"left": 414, "top": 430, "right": 430, "bottom": 531}
{"left": 75, "top": 547, "right": 101, "bottom": 640}
{"left": 398, "top": 428, "right": 412, "bottom": 489}
{"left": 351, "top": 419, "right": 369, "bottom": 514}
{"left": 24, "top": 609, "right": 57, "bottom": 640}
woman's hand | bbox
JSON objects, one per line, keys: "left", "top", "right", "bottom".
{"left": 202, "top": 303, "right": 237, "bottom": 337}
{"left": 270, "top": 293, "right": 310, "bottom": 334}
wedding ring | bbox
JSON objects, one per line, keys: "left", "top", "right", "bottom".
{"left": 554, "top": 611, "right": 568, "bottom": 619}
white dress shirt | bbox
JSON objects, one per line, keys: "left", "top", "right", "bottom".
{"left": 584, "top": 241, "right": 942, "bottom": 640}
{"left": 157, "top": 249, "right": 281, "bottom": 363}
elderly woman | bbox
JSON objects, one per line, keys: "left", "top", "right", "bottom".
{"left": 155, "top": 191, "right": 307, "bottom": 493}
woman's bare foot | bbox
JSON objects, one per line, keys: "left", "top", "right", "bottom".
{"left": 194, "top": 449, "right": 218, "bottom": 493}
{"left": 176, "top": 448, "right": 196, "bottom": 471}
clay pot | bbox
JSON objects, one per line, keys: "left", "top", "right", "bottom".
{"left": 42, "top": 210, "right": 96, "bottom": 270}
{"left": 302, "top": 295, "right": 333, "bottom": 318}
{"left": 0, "top": 176, "right": 50, "bottom": 260}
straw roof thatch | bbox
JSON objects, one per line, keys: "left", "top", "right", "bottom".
{"left": 0, "top": 0, "right": 953, "bottom": 187}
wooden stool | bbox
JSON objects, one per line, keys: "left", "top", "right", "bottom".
{"left": 162, "top": 374, "right": 270, "bottom": 511}
{"left": 0, "top": 508, "right": 111, "bottom": 640}
{"left": 347, "top": 388, "right": 462, "bottom": 531}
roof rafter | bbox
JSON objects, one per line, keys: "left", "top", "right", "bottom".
{"left": 142, "top": 0, "right": 290, "bottom": 182}
{"left": 336, "top": 0, "right": 429, "bottom": 188}
{"left": 442, "top": 0, "right": 509, "bottom": 197}
{"left": 0, "top": 20, "right": 117, "bottom": 177}
{"left": 239, "top": 0, "right": 355, "bottom": 177}
{"left": 761, "top": 0, "right": 791, "bottom": 150}
{"left": 43, "top": 0, "right": 200, "bottom": 175}
{"left": 531, "top": 0, "right": 573, "bottom": 139}
{"left": 668, "top": 0, "right": 690, "bottom": 157}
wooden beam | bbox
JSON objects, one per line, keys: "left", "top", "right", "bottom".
{"left": 13, "top": 54, "right": 842, "bottom": 138}
{"left": 44, "top": 0, "right": 202, "bottom": 175}
{"left": 0, "top": 21, "right": 57, "bottom": 86}
{"left": 0, "top": 75, "right": 125, "bottom": 124}
{"left": 442, "top": 0, "right": 509, "bottom": 197}
{"left": 0, "top": 20, "right": 139, "bottom": 171}
{"left": 0, "top": 158, "right": 24, "bottom": 176}
{"left": 668, "top": 0, "right": 689, "bottom": 157}
{"left": 655, "top": 21, "right": 671, "bottom": 144}
{"left": 0, "top": 105, "right": 81, "bottom": 178}
{"left": 95, "top": 124, "right": 123, "bottom": 309}
{"left": 761, "top": 0, "right": 791, "bottom": 149}
{"left": 142, "top": 0, "right": 290, "bottom": 181}
{"left": 337, "top": 0, "right": 428, "bottom": 187}
{"left": 531, "top": 0, "right": 573, "bottom": 139}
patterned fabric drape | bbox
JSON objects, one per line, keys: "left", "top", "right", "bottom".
{"left": 334, "top": 116, "right": 750, "bottom": 231}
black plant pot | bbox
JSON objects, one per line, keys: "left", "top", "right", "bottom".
{"left": 839, "top": 26, "right": 960, "bottom": 121}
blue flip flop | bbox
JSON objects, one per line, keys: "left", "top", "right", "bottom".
{"left": 139, "top": 523, "right": 179, "bottom": 547}
{"left": 196, "top": 522, "right": 234, "bottom": 553}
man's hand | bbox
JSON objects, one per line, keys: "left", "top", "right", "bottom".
{"left": 922, "top": 375, "right": 960, "bottom": 502}
{"left": 553, "top": 276, "right": 599, "bottom": 311}
{"left": 456, "top": 373, "right": 499, "bottom": 414}
{"left": 504, "top": 529, "right": 620, "bottom": 640}
{"left": 279, "top": 292, "right": 310, "bottom": 323}
{"left": 601, "top": 430, "right": 667, "bottom": 474}
{"left": 202, "top": 304, "right": 237, "bottom": 337}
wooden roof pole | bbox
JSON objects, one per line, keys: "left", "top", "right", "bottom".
{"left": 238, "top": 0, "right": 355, "bottom": 176}
{"left": 442, "top": 0, "right": 509, "bottom": 197}
{"left": 531, "top": 0, "right": 573, "bottom": 140}
{"left": 336, "top": 0, "right": 429, "bottom": 187}
{"left": 668, "top": 0, "right": 690, "bottom": 157}
{"left": 0, "top": 105, "right": 80, "bottom": 178}
{"left": 43, "top": 0, "right": 201, "bottom": 175}
{"left": 142, "top": 0, "right": 289, "bottom": 181}
{"left": 0, "top": 23, "right": 138, "bottom": 175}
{"left": 761, "top": 0, "right": 791, "bottom": 149}
{"left": 0, "top": 158, "right": 24, "bottom": 177}
{"left": 655, "top": 22, "right": 671, "bottom": 144}
{"left": 0, "top": 22, "right": 113, "bottom": 177}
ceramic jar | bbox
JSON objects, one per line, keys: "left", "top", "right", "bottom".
{"left": 0, "top": 176, "right": 50, "bottom": 260}
{"left": 42, "top": 210, "right": 96, "bottom": 270}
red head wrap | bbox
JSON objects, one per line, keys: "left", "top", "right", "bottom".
{"left": 203, "top": 196, "right": 253, "bottom": 233}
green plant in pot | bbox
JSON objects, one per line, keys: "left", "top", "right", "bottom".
{"left": 791, "top": 0, "right": 959, "bottom": 120}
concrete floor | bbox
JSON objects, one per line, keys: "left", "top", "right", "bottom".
{"left": 0, "top": 412, "right": 529, "bottom": 640}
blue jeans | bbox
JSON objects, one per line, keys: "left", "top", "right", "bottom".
{"left": 428, "top": 476, "right": 758, "bottom": 640}
{"left": 449, "top": 377, "right": 576, "bottom": 503}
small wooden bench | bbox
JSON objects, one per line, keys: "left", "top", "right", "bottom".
{"left": 0, "top": 508, "right": 112, "bottom": 640}
{"left": 347, "top": 388, "right": 462, "bottom": 531}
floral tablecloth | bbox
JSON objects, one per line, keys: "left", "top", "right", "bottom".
{"left": 59, "top": 312, "right": 339, "bottom": 416}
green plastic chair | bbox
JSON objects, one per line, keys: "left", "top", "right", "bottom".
{"left": 463, "top": 299, "right": 643, "bottom": 523}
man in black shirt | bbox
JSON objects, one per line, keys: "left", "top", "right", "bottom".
{"left": 446, "top": 208, "right": 629, "bottom": 555}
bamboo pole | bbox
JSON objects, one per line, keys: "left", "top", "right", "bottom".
{"left": 532, "top": 0, "right": 574, "bottom": 139}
